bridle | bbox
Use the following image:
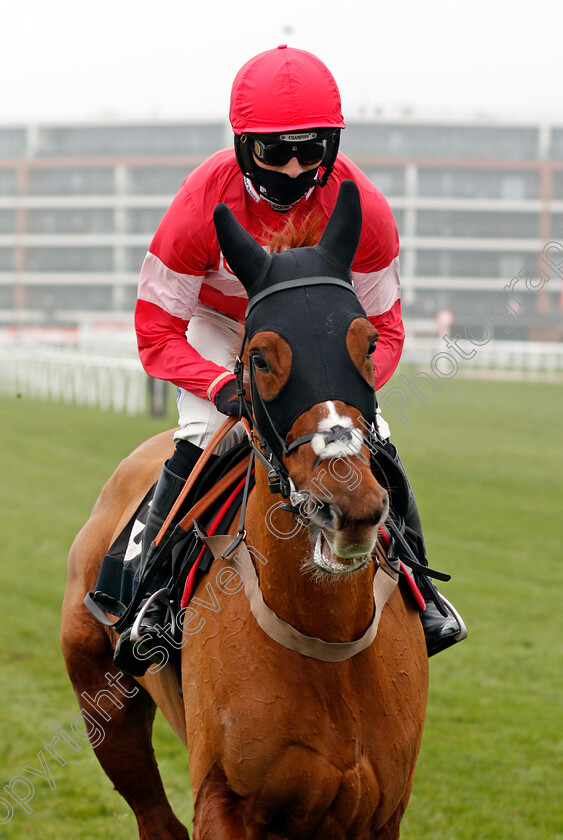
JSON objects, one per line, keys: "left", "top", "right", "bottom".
{"left": 235, "top": 348, "right": 304, "bottom": 499}
{"left": 234, "top": 275, "right": 368, "bottom": 499}
{"left": 233, "top": 284, "right": 451, "bottom": 584}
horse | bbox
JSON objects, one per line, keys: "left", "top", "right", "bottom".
{"left": 61, "top": 180, "right": 428, "bottom": 840}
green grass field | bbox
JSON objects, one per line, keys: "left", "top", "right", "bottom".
{"left": 0, "top": 376, "right": 561, "bottom": 839}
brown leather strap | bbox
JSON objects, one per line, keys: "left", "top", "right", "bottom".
{"left": 176, "top": 456, "right": 250, "bottom": 534}
{"left": 199, "top": 534, "right": 399, "bottom": 662}
{"left": 155, "top": 416, "right": 238, "bottom": 546}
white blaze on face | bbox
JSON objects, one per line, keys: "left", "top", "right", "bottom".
{"left": 310, "top": 401, "right": 364, "bottom": 461}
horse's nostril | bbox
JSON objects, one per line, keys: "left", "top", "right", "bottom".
{"left": 327, "top": 494, "right": 388, "bottom": 532}
{"left": 304, "top": 496, "right": 339, "bottom": 530}
{"left": 314, "top": 501, "right": 338, "bottom": 529}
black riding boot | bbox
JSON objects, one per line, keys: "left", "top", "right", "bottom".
{"left": 113, "top": 441, "right": 203, "bottom": 676}
{"left": 386, "top": 441, "right": 467, "bottom": 657}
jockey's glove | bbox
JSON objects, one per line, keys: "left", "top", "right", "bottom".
{"left": 214, "top": 378, "right": 252, "bottom": 419}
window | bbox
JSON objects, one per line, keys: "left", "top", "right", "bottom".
{"left": 551, "top": 214, "right": 563, "bottom": 239}
{"left": 0, "top": 169, "right": 17, "bottom": 196}
{"left": 0, "top": 286, "right": 16, "bottom": 307}
{"left": 23, "top": 284, "right": 114, "bottom": 311}
{"left": 125, "top": 247, "right": 150, "bottom": 272}
{"left": 418, "top": 168, "right": 540, "bottom": 199}
{"left": 0, "top": 248, "right": 14, "bottom": 270}
{"left": 26, "top": 167, "right": 115, "bottom": 196}
{"left": 402, "top": 287, "right": 530, "bottom": 326}
{"left": 0, "top": 210, "right": 16, "bottom": 234}
{"left": 551, "top": 129, "right": 563, "bottom": 159}
{"left": 500, "top": 175, "right": 527, "bottom": 200}
{"left": 363, "top": 167, "right": 405, "bottom": 196}
{"left": 24, "top": 247, "right": 113, "bottom": 272}
{"left": 416, "top": 249, "right": 531, "bottom": 277}
{"left": 0, "top": 128, "right": 26, "bottom": 157}
{"left": 120, "top": 286, "right": 139, "bottom": 311}
{"left": 552, "top": 172, "right": 563, "bottom": 200}
{"left": 126, "top": 165, "right": 191, "bottom": 195}
{"left": 342, "top": 123, "right": 538, "bottom": 159}
{"left": 25, "top": 208, "right": 114, "bottom": 234}
{"left": 125, "top": 207, "right": 166, "bottom": 233}
{"left": 36, "top": 124, "right": 225, "bottom": 157}
{"left": 417, "top": 210, "right": 539, "bottom": 238}
{"left": 393, "top": 210, "right": 405, "bottom": 237}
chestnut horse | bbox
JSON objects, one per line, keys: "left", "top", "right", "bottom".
{"left": 61, "top": 181, "right": 428, "bottom": 839}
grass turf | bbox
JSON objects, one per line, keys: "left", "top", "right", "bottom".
{"left": 0, "top": 376, "right": 561, "bottom": 839}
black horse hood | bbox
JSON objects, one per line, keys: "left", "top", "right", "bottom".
{"left": 213, "top": 180, "right": 375, "bottom": 439}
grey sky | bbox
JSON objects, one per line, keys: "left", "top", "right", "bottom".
{"left": 2, "top": 0, "right": 562, "bottom": 125}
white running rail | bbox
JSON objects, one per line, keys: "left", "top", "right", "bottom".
{"left": 0, "top": 346, "right": 148, "bottom": 415}
{"left": 401, "top": 338, "right": 563, "bottom": 377}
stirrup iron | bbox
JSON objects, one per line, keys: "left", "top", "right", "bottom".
{"left": 439, "top": 595, "right": 468, "bottom": 643}
{"left": 130, "top": 588, "right": 176, "bottom": 644}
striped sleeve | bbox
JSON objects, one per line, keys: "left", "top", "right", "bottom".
{"left": 352, "top": 255, "right": 400, "bottom": 318}
{"left": 135, "top": 298, "right": 234, "bottom": 399}
{"left": 135, "top": 183, "right": 232, "bottom": 399}
{"left": 353, "top": 189, "right": 404, "bottom": 389}
{"left": 137, "top": 251, "right": 203, "bottom": 322}
{"left": 367, "top": 299, "right": 405, "bottom": 388}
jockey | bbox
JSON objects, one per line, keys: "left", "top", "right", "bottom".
{"left": 114, "top": 45, "right": 466, "bottom": 676}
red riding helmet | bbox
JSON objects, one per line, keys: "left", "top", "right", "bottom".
{"left": 230, "top": 45, "right": 345, "bottom": 205}
{"left": 230, "top": 44, "right": 345, "bottom": 134}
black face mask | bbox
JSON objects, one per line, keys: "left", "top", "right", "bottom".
{"left": 249, "top": 165, "right": 318, "bottom": 209}
{"left": 214, "top": 180, "right": 375, "bottom": 455}
{"left": 245, "top": 282, "right": 373, "bottom": 441}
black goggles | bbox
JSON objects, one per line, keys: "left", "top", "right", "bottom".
{"left": 249, "top": 134, "right": 329, "bottom": 167}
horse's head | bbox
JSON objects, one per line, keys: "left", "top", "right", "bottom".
{"left": 214, "top": 181, "right": 389, "bottom": 575}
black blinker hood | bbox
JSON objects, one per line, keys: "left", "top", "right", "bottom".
{"left": 213, "top": 180, "right": 375, "bottom": 446}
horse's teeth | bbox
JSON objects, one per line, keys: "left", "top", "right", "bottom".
{"left": 313, "top": 533, "right": 369, "bottom": 575}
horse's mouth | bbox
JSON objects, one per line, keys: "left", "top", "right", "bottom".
{"left": 312, "top": 532, "right": 372, "bottom": 575}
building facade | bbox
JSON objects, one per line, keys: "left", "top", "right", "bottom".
{"left": 1, "top": 119, "right": 562, "bottom": 341}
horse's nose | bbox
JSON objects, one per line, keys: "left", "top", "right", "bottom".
{"left": 327, "top": 489, "right": 389, "bottom": 532}
{"left": 317, "top": 490, "right": 389, "bottom": 561}
{"left": 308, "top": 487, "right": 389, "bottom": 533}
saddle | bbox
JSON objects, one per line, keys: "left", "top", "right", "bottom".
{"left": 85, "top": 433, "right": 254, "bottom": 631}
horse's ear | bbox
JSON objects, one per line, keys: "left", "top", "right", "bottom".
{"left": 213, "top": 203, "right": 270, "bottom": 293}
{"left": 317, "top": 180, "right": 362, "bottom": 271}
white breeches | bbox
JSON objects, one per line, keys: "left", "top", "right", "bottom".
{"left": 173, "top": 304, "right": 246, "bottom": 454}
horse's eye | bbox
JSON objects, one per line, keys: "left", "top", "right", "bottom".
{"left": 251, "top": 352, "right": 270, "bottom": 372}
{"left": 367, "top": 339, "right": 377, "bottom": 358}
